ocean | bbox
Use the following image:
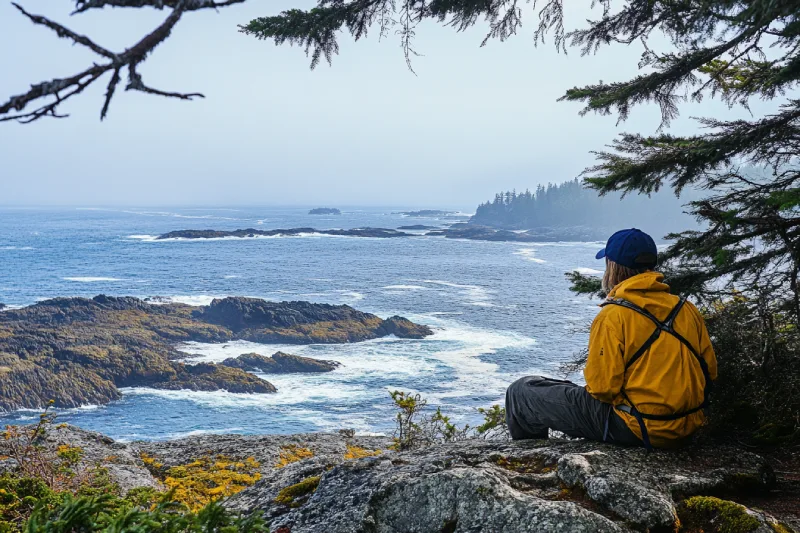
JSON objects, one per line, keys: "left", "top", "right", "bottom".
{"left": 0, "top": 206, "right": 604, "bottom": 441}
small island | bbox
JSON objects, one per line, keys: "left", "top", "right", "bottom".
{"left": 309, "top": 208, "right": 341, "bottom": 215}
{"left": 395, "top": 210, "right": 458, "bottom": 217}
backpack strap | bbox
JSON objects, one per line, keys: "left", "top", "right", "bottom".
{"left": 600, "top": 296, "right": 710, "bottom": 451}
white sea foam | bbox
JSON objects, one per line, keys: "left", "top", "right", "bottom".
{"left": 63, "top": 277, "right": 124, "bottom": 282}
{"left": 382, "top": 285, "right": 429, "bottom": 290}
{"left": 127, "top": 235, "right": 158, "bottom": 241}
{"left": 415, "top": 279, "right": 495, "bottom": 307}
{"left": 0, "top": 246, "right": 34, "bottom": 251}
{"left": 165, "top": 315, "right": 533, "bottom": 412}
{"left": 572, "top": 267, "right": 603, "bottom": 276}
{"left": 176, "top": 340, "right": 305, "bottom": 363}
{"left": 513, "top": 248, "right": 547, "bottom": 264}
{"left": 224, "top": 275, "right": 240, "bottom": 279}
{"left": 334, "top": 290, "right": 365, "bottom": 301}
{"left": 160, "top": 295, "right": 221, "bottom": 306}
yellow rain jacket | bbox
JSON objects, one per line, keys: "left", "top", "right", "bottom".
{"left": 584, "top": 272, "right": 717, "bottom": 447}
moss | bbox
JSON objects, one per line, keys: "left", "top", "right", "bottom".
{"left": 275, "top": 445, "right": 314, "bottom": 468}
{"left": 273, "top": 476, "right": 321, "bottom": 508}
{"left": 440, "top": 518, "right": 458, "bottom": 533}
{"left": 492, "top": 455, "right": 552, "bottom": 474}
{"left": 677, "top": 496, "right": 760, "bottom": 533}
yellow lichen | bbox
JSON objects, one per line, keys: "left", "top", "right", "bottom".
{"left": 274, "top": 445, "right": 314, "bottom": 468}
{"left": 161, "top": 455, "right": 261, "bottom": 512}
{"left": 140, "top": 452, "right": 163, "bottom": 469}
{"left": 273, "top": 476, "right": 321, "bottom": 508}
{"left": 343, "top": 445, "right": 381, "bottom": 460}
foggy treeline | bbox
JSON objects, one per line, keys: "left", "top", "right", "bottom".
{"left": 470, "top": 179, "right": 702, "bottom": 240}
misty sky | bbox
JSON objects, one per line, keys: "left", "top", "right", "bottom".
{"left": 0, "top": 1, "right": 780, "bottom": 207}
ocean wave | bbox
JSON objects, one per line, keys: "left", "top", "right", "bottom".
{"left": 223, "top": 275, "right": 240, "bottom": 279}
{"left": 126, "top": 235, "right": 158, "bottom": 241}
{"left": 171, "top": 315, "right": 533, "bottom": 410}
{"left": 382, "top": 284, "right": 430, "bottom": 291}
{"left": 333, "top": 290, "right": 365, "bottom": 301}
{"left": 63, "top": 277, "right": 125, "bottom": 282}
{"left": 152, "top": 295, "right": 222, "bottom": 306}
{"left": 0, "top": 246, "right": 34, "bottom": 251}
{"left": 513, "top": 248, "right": 547, "bottom": 264}
{"left": 415, "top": 279, "right": 494, "bottom": 307}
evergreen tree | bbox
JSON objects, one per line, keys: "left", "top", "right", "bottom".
{"left": 239, "top": 0, "right": 800, "bottom": 324}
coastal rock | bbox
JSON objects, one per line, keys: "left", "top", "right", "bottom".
{"left": 198, "top": 297, "right": 432, "bottom": 343}
{"left": 395, "top": 210, "right": 458, "bottom": 217}
{"left": 4, "top": 425, "right": 794, "bottom": 532}
{"left": 377, "top": 315, "right": 434, "bottom": 339}
{"left": 0, "top": 425, "right": 159, "bottom": 494}
{"left": 219, "top": 438, "right": 787, "bottom": 533}
{"left": 308, "top": 208, "right": 341, "bottom": 215}
{"left": 156, "top": 227, "right": 411, "bottom": 240}
{"left": 425, "top": 223, "right": 610, "bottom": 243}
{"left": 397, "top": 225, "right": 439, "bottom": 230}
{"left": 151, "top": 362, "right": 277, "bottom": 393}
{"left": 0, "top": 296, "right": 430, "bottom": 411}
{"left": 426, "top": 224, "right": 540, "bottom": 242}
{"left": 220, "top": 352, "right": 340, "bottom": 373}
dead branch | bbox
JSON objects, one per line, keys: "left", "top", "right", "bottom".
{"left": 1, "top": 0, "right": 241, "bottom": 123}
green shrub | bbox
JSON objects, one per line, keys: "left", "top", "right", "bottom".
{"left": 23, "top": 493, "right": 268, "bottom": 533}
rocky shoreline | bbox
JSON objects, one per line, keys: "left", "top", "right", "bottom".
{"left": 2, "top": 425, "right": 796, "bottom": 532}
{"left": 155, "top": 224, "right": 606, "bottom": 243}
{"left": 0, "top": 295, "right": 431, "bottom": 411}
{"left": 156, "top": 227, "right": 411, "bottom": 239}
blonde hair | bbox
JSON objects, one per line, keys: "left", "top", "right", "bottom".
{"left": 602, "top": 259, "right": 651, "bottom": 293}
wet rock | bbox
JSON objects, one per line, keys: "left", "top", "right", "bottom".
{"left": 220, "top": 352, "right": 340, "bottom": 373}
{"left": 0, "top": 296, "right": 429, "bottom": 411}
{"left": 308, "top": 208, "right": 341, "bottom": 215}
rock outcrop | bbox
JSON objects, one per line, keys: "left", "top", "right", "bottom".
{"left": 225, "top": 439, "right": 794, "bottom": 533}
{"left": 308, "top": 208, "right": 341, "bottom": 215}
{"left": 220, "top": 352, "right": 340, "bottom": 373}
{"left": 156, "top": 228, "right": 411, "bottom": 240}
{"left": 4, "top": 426, "right": 795, "bottom": 532}
{"left": 0, "top": 296, "right": 431, "bottom": 411}
{"left": 395, "top": 210, "right": 459, "bottom": 217}
{"left": 425, "top": 224, "right": 610, "bottom": 243}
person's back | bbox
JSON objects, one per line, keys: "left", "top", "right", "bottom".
{"left": 585, "top": 270, "right": 716, "bottom": 448}
{"left": 506, "top": 228, "right": 717, "bottom": 449}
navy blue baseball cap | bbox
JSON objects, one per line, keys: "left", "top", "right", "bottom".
{"left": 596, "top": 229, "right": 658, "bottom": 269}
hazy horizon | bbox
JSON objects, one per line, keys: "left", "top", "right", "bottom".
{"left": 0, "top": 1, "right": 780, "bottom": 206}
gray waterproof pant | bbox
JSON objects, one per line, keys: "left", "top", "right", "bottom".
{"left": 505, "top": 376, "right": 641, "bottom": 445}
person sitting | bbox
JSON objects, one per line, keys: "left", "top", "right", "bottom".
{"left": 505, "top": 228, "right": 717, "bottom": 449}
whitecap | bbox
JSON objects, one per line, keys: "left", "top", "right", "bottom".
{"left": 224, "top": 275, "right": 240, "bottom": 279}
{"left": 63, "top": 277, "right": 125, "bottom": 282}
{"left": 0, "top": 246, "right": 34, "bottom": 251}
{"left": 513, "top": 248, "right": 547, "bottom": 264}
{"left": 382, "top": 285, "right": 429, "bottom": 291}
{"left": 154, "top": 295, "right": 220, "bottom": 306}
{"left": 415, "top": 279, "right": 494, "bottom": 307}
{"left": 126, "top": 235, "right": 158, "bottom": 241}
{"left": 334, "top": 290, "right": 365, "bottom": 301}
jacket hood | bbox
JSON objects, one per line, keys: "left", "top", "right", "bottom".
{"left": 607, "top": 271, "right": 677, "bottom": 320}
